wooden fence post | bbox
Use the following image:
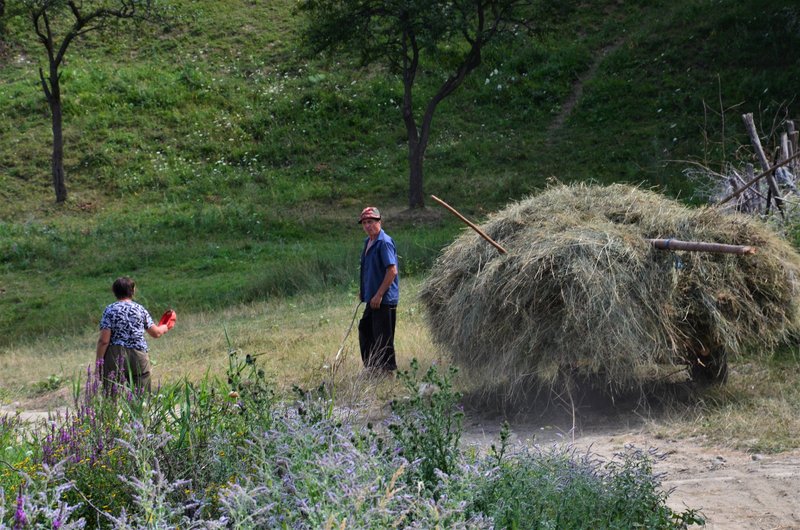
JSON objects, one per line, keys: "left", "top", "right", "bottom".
{"left": 788, "top": 120, "right": 799, "bottom": 175}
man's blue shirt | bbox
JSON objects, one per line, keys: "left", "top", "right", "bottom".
{"left": 360, "top": 229, "right": 399, "bottom": 305}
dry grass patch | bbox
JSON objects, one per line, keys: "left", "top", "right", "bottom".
{"left": 666, "top": 352, "right": 800, "bottom": 453}
{"left": 0, "top": 278, "right": 446, "bottom": 408}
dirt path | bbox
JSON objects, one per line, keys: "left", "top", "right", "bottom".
{"left": 463, "top": 414, "right": 800, "bottom": 529}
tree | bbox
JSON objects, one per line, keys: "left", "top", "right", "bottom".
{"left": 300, "top": 0, "right": 528, "bottom": 209}
{"left": 21, "top": 0, "right": 156, "bottom": 203}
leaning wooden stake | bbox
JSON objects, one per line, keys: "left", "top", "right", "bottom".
{"left": 743, "top": 112, "right": 784, "bottom": 215}
{"left": 646, "top": 238, "right": 756, "bottom": 255}
{"left": 430, "top": 195, "right": 508, "bottom": 254}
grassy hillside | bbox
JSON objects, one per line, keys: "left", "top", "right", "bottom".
{"left": 1, "top": 0, "right": 799, "bottom": 345}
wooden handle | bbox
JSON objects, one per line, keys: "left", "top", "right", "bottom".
{"left": 430, "top": 195, "right": 508, "bottom": 254}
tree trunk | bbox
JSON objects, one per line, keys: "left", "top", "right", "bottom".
{"left": 47, "top": 68, "right": 67, "bottom": 203}
{"left": 402, "top": 38, "right": 482, "bottom": 210}
{"left": 51, "top": 99, "right": 67, "bottom": 203}
{"left": 408, "top": 143, "right": 424, "bottom": 208}
{"left": 401, "top": 43, "right": 425, "bottom": 209}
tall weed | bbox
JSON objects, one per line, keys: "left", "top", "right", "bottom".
{"left": 387, "top": 359, "right": 464, "bottom": 493}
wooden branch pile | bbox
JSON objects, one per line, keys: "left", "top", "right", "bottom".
{"left": 714, "top": 113, "right": 800, "bottom": 215}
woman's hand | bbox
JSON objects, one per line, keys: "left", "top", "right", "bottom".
{"left": 159, "top": 310, "right": 177, "bottom": 330}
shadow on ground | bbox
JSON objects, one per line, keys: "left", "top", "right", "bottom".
{"left": 460, "top": 378, "right": 707, "bottom": 444}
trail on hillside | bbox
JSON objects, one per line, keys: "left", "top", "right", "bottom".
{"left": 547, "top": 39, "right": 625, "bottom": 139}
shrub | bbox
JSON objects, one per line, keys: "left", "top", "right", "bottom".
{"left": 0, "top": 414, "right": 37, "bottom": 504}
{"left": 0, "top": 461, "right": 86, "bottom": 529}
{"left": 5, "top": 350, "right": 700, "bottom": 528}
{"left": 387, "top": 359, "right": 464, "bottom": 493}
{"left": 467, "top": 442, "right": 704, "bottom": 529}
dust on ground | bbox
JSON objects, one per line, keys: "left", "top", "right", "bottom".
{"left": 1, "top": 386, "right": 71, "bottom": 422}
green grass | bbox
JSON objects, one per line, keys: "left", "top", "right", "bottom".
{"left": 1, "top": 0, "right": 800, "bottom": 343}
{"left": 0, "top": 209, "right": 458, "bottom": 345}
{"left": 0, "top": 277, "right": 441, "bottom": 398}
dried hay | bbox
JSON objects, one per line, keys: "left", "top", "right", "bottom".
{"left": 421, "top": 183, "right": 800, "bottom": 395}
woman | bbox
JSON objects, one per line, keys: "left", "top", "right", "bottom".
{"left": 95, "top": 276, "right": 175, "bottom": 392}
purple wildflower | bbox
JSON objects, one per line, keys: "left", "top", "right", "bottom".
{"left": 14, "top": 493, "right": 28, "bottom": 529}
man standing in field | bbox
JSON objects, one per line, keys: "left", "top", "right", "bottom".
{"left": 358, "top": 206, "right": 399, "bottom": 373}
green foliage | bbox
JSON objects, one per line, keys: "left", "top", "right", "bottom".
{"left": 0, "top": 415, "right": 37, "bottom": 501}
{"left": 388, "top": 359, "right": 464, "bottom": 492}
{"left": 1, "top": 347, "right": 703, "bottom": 528}
{"left": 298, "top": 0, "right": 532, "bottom": 208}
{"left": 33, "top": 344, "right": 278, "bottom": 525}
{"left": 299, "top": 0, "right": 520, "bottom": 67}
{"left": 470, "top": 445, "right": 705, "bottom": 529}
{"left": 28, "top": 374, "right": 65, "bottom": 396}
{"left": 222, "top": 334, "right": 275, "bottom": 427}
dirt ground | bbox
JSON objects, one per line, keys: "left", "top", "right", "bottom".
{"left": 462, "top": 402, "right": 800, "bottom": 530}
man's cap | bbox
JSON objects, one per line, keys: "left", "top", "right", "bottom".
{"left": 359, "top": 206, "right": 381, "bottom": 223}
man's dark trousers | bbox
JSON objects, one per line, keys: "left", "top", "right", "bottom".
{"left": 358, "top": 304, "right": 397, "bottom": 370}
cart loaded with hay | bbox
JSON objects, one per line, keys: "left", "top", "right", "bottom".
{"left": 421, "top": 184, "right": 800, "bottom": 396}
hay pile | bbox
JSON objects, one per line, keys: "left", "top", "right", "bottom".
{"left": 421, "top": 183, "right": 800, "bottom": 394}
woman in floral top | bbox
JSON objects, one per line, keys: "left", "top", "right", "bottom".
{"left": 96, "top": 276, "right": 175, "bottom": 392}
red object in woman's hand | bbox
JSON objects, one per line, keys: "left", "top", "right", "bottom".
{"left": 159, "top": 310, "right": 176, "bottom": 330}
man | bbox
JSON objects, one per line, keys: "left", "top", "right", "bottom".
{"left": 358, "top": 206, "right": 399, "bottom": 372}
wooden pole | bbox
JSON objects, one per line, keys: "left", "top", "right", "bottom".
{"left": 646, "top": 238, "right": 756, "bottom": 255}
{"left": 781, "top": 132, "right": 791, "bottom": 162}
{"left": 788, "top": 121, "right": 799, "bottom": 176}
{"left": 430, "top": 195, "right": 508, "bottom": 254}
